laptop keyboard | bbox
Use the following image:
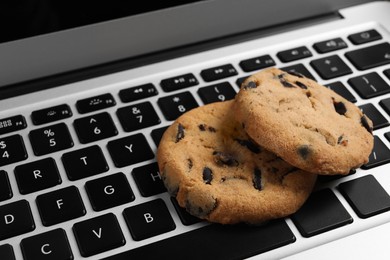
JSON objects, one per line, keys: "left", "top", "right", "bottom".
{"left": 1, "top": 27, "right": 390, "bottom": 259}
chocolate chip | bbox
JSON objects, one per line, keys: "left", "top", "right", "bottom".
{"left": 287, "top": 71, "right": 305, "bottom": 78}
{"left": 297, "top": 145, "right": 311, "bottom": 160}
{"left": 337, "top": 135, "right": 348, "bottom": 146}
{"left": 176, "top": 124, "right": 185, "bottom": 143}
{"left": 213, "top": 151, "right": 239, "bottom": 166}
{"left": 235, "top": 138, "right": 261, "bottom": 154}
{"left": 188, "top": 159, "right": 193, "bottom": 170}
{"left": 199, "top": 124, "right": 216, "bottom": 132}
{"left": 361, "top": 115, "right": 373, "bottom": 134}
{"left": 333, "top": 101, "right": 347, "bottom": 115}
{"left": 198, "top": 124, "right": 206, "bottom": 131}
{"left": 278, "top": 74, "right": 295, "bottom": 88}
{"left": 253, "top": 168, "right": 263, "bottom": 191}
{"left": 203, "top": 167, "right": 213, "bottom": 184}
{"left": 295, "top": 81, "right": 308, "bottom": 89}
{"left": 243, "top": 81, "right": 258, "bottom": 89}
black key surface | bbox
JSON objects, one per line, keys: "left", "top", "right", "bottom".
{"left": 379, "top": 96, "right": 390, "bottom": 116}
{"left": 310, "top": 55, "right": 352, "bottom": 80}
{"left": 76, "top": 93, "right": 116, "bottom": 114}
{"left": 73, "top": 213, "right": 125, "bottom": 257}
{"left": 21, "top": 228, "right": 73, "bottom": 260}
{"left": 0, "top": 115, "right": 27, "bottom": 135}
{"left": 117, "top": 101, "right": 161, "bottom": 132}
{"left": 74, "top": 112, "right": 118, "bottom": 143}
{"left": 0, "top": 170, "right": 12, "bottom": 202}
{"left": 123, "top": 199, "right": 175, "bottom": 241}
{"left": 200, "top": 64, "right": 238, "bottom": 82}
{"left": 345, "top": 42, "right": 390, "bottom": 70}
{"left": 277, "top": 46, "right": 312, "bottom": 62}
{"left": 279, "top": 63, "right": 316, "bottom": 81}
{"left": 348, "top": 72, "right": 390, "bottom": 99}
{"left": 236, "top": 76, "right": 249, "bottom": 88}
{"left": 239, "top": 55, "right": 275, "bottom": 72}
{"left": 14, "top": 157, "right": 61, "bottom": 194}
{"left": 107, "top": 133, "right": 154, "bottom": 167}
{"left": 62, "top": 145, "right": 109, "bottom": 181}
{"left": 0, "top": 200, "right": 35, "bottom": 240}
{"left": 359, "top": 103, "right": 389, "bottom": 130}
{"left": 339, "top": 175, "right": 390, "bottom": 218}
{"left": 102, "top": 219, "right": 295, "bottom": 260}
{"left": 119, "top": 83, "right": 158, "bottom": 103}
{"left": 325, "top": 81, "right": 357, "bottom": 103}
{"left": 151, "top": 126, "right": 168, "bottom": 146}
{"left": 157, "top": 92, "right": 198, "bottom": 121}
{"left": 0, "top": 134, "right": 28, "bottom": 167}
{"left": 36, "top": 186, "right": 86, "bottom": 226}
{"left": 313, "top": 38, "right": 348, "bottom": 53}
{"left": 132, "top": 162, "right": 166, "bottom": 197}
{"left": 161, "top": 73, "right": 198, "bottom": 92}
{"left": 0, "top": 244, "right": 15, "bottom": 260}
{"left": 348, "top": 29, "right": 382, "bottom": 45}
{"left": 171, "top": 197, "right": 202, "bottom": 226}
{"left": 198, "top": 82, "right": 237, "bottom": 104}
{"left": 365, "top": 136, "right": 390, "bottom": 169}
{"left": 29, "top": 123, "right": 74, "bottom": 156}
{"left": 291, "top": 189, "right": 353, "bottom": 237}
{"left": 31, "top": 104, "right": 72, "bottom": 125}
{"left": 85, "top": 172, "right": 135, "bottom": 211}
{"left": 385, "top": 69, "right": 390, "bottom": 80}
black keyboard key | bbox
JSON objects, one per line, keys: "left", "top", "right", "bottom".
{"left": 277, "top": 46, "right": 312, "bottom": 62}
{"left": 345, "top": 43, "right": 390, "bottom": 70}
{"left": 325, "top": 82, "right": 357, "bottom": 103}
{"left": 73, "top": 213, "right": 125, "bottom": 257}
{"left": 62, "top": 145, "right": 109, "bottom": 181}
{"left": 198, "top": 82, "right": 237, "bottom": 104}
{"left": 76, "top": 93, "right": 116, "bottom": 114}
{"left": 0, "top": 244, "right": 15, "bottom": 260}
{"left": 236, "top": 76, "right": 249, "bottom": 88}
{"left": 0, "top": 170, "right": 12, "bottom": 202}
{"left": 339, "top": 175, "right": 390, "bottom": 218}
{"left": 157, "top": 92, "right": 198, "bottom": 121}
{"left": 359, "top": 103, "right": 389, "bottom": 130}
{"left": 21, "top": 228, "right": 73, "bottom": 260}
{"left": 200, "top": 64, "right": 238, "bottom": 82}
{"left": 74, "top": 112, "right": 118, "bottom": 143}
{"left": 0, "top": 200, "right": 35, "bottom": 240}
{"left": 310, "top": 55, "right": 352, "bottom": 80}
{"left": 161, "top": 73, "right": 199, "bottom": 92}
{"left": 85, "top": 172, "right": 135, "bottom": 211}
{"left": 29, "top": 123, "right": 74, "bottom": 156}
{"left": 31, "top": 104, "right": 72, "bottom": 125}
{"left": 0, "top": 115, "right": 27, "bottom": 135}
{"left": 313, "top": 38, "right": 348, "bottom": 53}
{"left": 14, "top": 158, "right": 61, "bottom": 195}
{"left": 123, "top": 199, "right": 175, "bottom": 241}
{"left": 102, "top": 219, "right": 295, "bottom": 260}
{"left": 291, "top": 189, "right": 353, "bottom": 237}
{"left": 280, "top": 64, "right": 316, "bottom": 81}
{"left": 239, "top": 55, "right": 275, "bottom": 72}
{"left": 132, "top": 162, "right": 166, "bottom": 197}
{"left": 0, "top": 134, "right": 28, "bottom": 167}
{"left": 117, "top": 102, "right": 161, "bottom": 132}
{"left": 364, "top": 136, "right": 390, "bottom": 169}
{"left": 348, "top": 72, "right": 390, "bottom": 99}
{"left": 171, "top": 197, "right": 202, "bottom": 226}
{"left": 348, "top": 29, "right": 382, "bottom": 45}
{"left": 379, "top": 96, "right": 390, "bottom": 116}
{"left": 107, "top": 133, "right": 154, "bottom": 167}
{"left": 36, "top": 186, "right": 86, "bottom": 226}
{"left": 151, "top": 126, "right": 168, "bottom": 146}
{"left": 119, "top": 83, "right": 158, "bottom": 103}
{"left": 385, "top": 69, "right": 390, "bottom": 80}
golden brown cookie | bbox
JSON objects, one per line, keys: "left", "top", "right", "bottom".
{"left": 234, "top": 68, "right": 374, "bottom": 175}
{"left": 157, "top": 100, "right": 317, "bottom": 225}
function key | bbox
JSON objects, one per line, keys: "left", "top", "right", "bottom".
{"left": 277, "top": 46, "right": 312, "bottom": 62}
{"left": 359, "top": 103, "right": 389, "bottom": 130}
{"left": 31, "top": 104, "right": 72, "bottom": 125}
{"left": 117, "top": 102, "right": 161, "bottom": 132}
{"left": 119, "top": 83, "right": 158, "bottom": 103}
{"left": 76, "top": 93, "right": 116, "bottom": 114}
{"left": 348, "top": 29, "right": 382, "bottom": 45}
{"left": 0, "top": 170, "right": 12, "bottom": 202}
{"left": 280, "top": 64, "right": 316, "bottom": 81}
{"left": 363, "top": 136, "right": 390, "bottom": 169}
{"left": 313, "top": 38, "right": 348, "bottom": 53}
{"left": 0, "top": 115, "right": 27, "bottom": 136}
{"left": 0, "top": 134, "right": 28, "bottom": 167}
{"left": 348, "top": 72, "right": 390, "bottom": 99}
{"left": 325, "top": 82, "right": 357, "bottom": 103}
{"left": 310, "top": 55, "right": 352, "bottom": 80}
{"left": 157, "top": 92, "right": 198, "bottom": 121}
{"left": 0, "top": 200, "right": 35, "bottom": 240}
{"left": 239, "top": 55, "right": 275, "bottom": 72}
{"left": 161, "top": 73, "right": 199, "bottom": 92}
{"left": 200, "top": 64, "right": 238, "bottom": 82}
{"left": 345, "top": 42, "right": 390, "bottom": 70}
{"left": 74, "top": 112, "right": 118, "bottom": 143}
{"left": 198, "top": 82, "right": 236, "bottom": 104}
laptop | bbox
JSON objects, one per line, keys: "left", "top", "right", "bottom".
{"left": 1, "top": 0, "right": 390, "bottom": 259}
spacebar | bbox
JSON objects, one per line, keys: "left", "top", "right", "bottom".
{"left": 102, "top": 219, "right": 295, "bottom": 260}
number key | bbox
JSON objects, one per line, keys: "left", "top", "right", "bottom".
{"left": 198, "top": 82, "right": 236, "bottom": 104}
{"left": 0, "top": 135, "right": 28, "bottom": 167}
{"left": 157, "top": 92, "right": 198, "bottom": 121}
{"left": 117, "top": 102, "right": 161, "bottom": 132}
{"left": 74, "top": 112, "right": 118, "bottom": 143}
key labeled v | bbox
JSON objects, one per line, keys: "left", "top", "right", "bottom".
{"left": 92, "top": 227, "right": 102, "bottom": 239}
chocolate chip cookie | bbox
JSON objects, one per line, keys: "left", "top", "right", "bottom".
{"left": 234, "top": 68, "right": 374, "bottom": 175}
{"left": 157, "top": 100, "right": 317, "bottom": 224}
